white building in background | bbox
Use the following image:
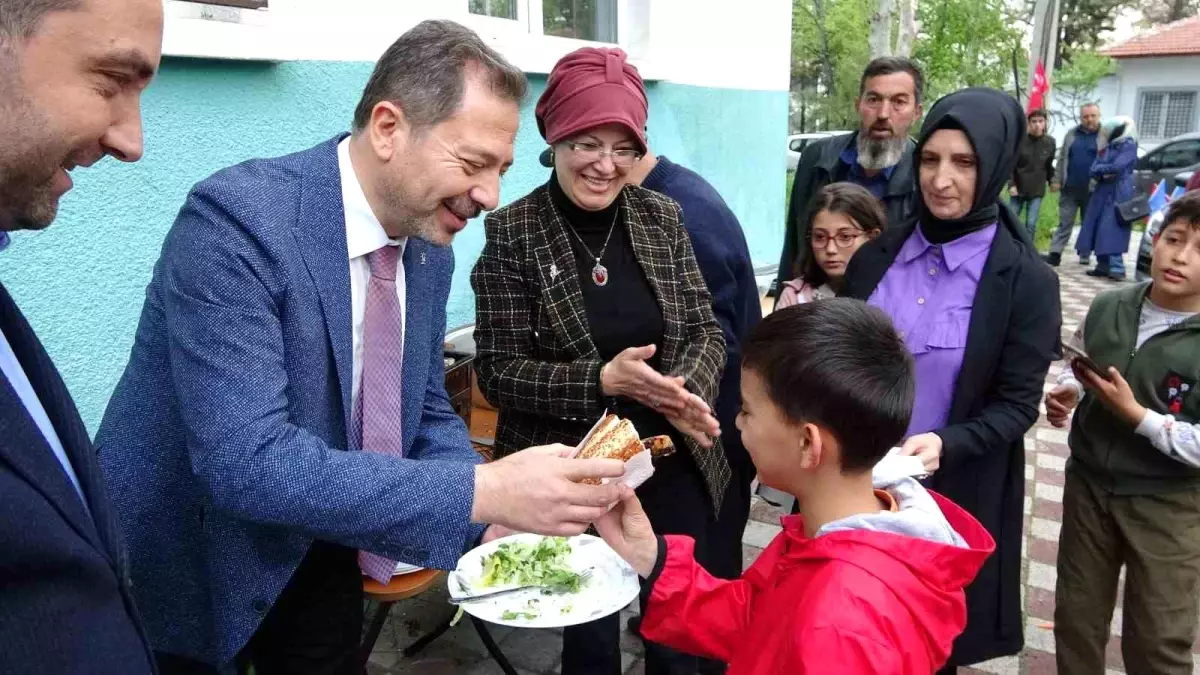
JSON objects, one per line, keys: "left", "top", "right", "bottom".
{"left": 1050, "top": 15, "right": 1200, "bottom": 154}
{"left": 163, "top": 0, "right": 792, "bottom": 95}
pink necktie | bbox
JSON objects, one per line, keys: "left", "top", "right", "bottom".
{"left": 358, "top": 245, "right": 405, "bottom": 583}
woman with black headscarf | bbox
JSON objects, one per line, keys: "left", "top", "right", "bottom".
{"left": 843, "top": 88, "right": 1063, "bottom": 670}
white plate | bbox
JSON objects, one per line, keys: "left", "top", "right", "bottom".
{"left": 448, "top": 533, "right": 640, "bottom": 629}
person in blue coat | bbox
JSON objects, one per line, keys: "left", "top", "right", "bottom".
{"left": 1076, "top": 117, "right": 1139, "bottom": 280}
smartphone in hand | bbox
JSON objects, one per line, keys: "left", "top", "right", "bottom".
{"left": 1062, "top": 342, "right": 1113, "bottom": 382}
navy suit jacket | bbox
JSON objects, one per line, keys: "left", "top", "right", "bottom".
{"left": 96, "top": 137, "right": 484, "bottom": 667}
{"left": 0, "top": 283, "right": 155, "bottom": 674}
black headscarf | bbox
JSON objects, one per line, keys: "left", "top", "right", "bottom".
{"left": 914, "top": 88, "right": 1027, "bottom": 244}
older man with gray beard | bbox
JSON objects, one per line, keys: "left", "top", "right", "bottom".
{"left": 772, "top": 57, "right": 924, "bottom": 303}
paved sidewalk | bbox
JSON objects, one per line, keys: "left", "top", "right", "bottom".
{"left": 960, "top": 256, "right": 1200, "bottom": 675}
{"left": 369, "top": 245, "right": 1200, "bottom": 674}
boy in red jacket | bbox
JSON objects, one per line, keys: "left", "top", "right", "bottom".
{"left": 596, "top": 299, "right": 995, "bottom": 674}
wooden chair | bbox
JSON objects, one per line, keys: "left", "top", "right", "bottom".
{"left": 359, "top": 569, "right": 516, "bottom": 675}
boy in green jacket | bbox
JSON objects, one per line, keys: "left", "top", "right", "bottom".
{"left": 1045, "top": 190, "right": 1200, "bottom": 674}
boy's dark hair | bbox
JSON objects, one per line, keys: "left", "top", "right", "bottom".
{"left": 743, "top": 298, "right": 914, "bottom": 472}
{"left": 1028, "top": 109, "right": 1048, "bottom": 122}
{"left": 1163, "top": 190, "right": 1200, "bottom": 231}
{"left": 795, "top": 182, "right": 888, "bottom": 286}
{"left": 860, "top": 56, "right": 925, "bottom": 104}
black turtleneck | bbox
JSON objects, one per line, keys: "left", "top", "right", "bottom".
{"left": 547, "top": 175, "right": 675, "bottom": 441}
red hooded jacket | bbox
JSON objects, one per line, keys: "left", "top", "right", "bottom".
{"left": 641, "top": 491, "right": 995, "bottom": 674}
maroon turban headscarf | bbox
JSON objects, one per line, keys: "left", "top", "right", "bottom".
{"left": 535, "top": 47, "right": 649, "bottom": 153}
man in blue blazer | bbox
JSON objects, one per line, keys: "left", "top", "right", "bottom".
{"left": 96, "top": 21, "right": 625, "bottom": 675}
{"left": 0, "top": 0, "right": 163, "bottom": 673}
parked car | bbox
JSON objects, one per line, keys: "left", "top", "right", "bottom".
{"left": 1133, "top": 131, "right": 1200, "bottom": 196}
{"left": 1136, "top": 169, "right": 1194, "bottom": 281}
{"left": 787, "top": 131, "right": 851, "bottom": 171}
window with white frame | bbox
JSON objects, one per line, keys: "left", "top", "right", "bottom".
{"left": 468, "top": 0, "right": 618, "bottom": 43}
{"left": 1139, "top": 91, "right": 1197, "bottom": 140}
{"left": 469, "top": 0, "right": 518, "bottom": 20}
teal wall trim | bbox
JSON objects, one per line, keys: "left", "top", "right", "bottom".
{"left": 0, "top": 59, "right": 787, "bottom": 432}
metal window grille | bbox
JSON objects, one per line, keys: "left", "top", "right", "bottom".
{"left": 1164, "top": 92, "right": 1197, "bottom": 139}
{"left": 1141, "top": 91, "right": 1198, "bottom": 139}
{"left": 1141, "top": 92, "right": 1165, "bottom": 138}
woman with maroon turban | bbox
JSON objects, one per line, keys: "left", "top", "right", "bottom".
{"left": 471, "top": 47, "right": 730, "bottom": 674}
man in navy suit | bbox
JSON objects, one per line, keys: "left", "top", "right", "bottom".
{"left": 96, "top": 20, "right": 626, "bottom": 674}
{"left": 0, "top": 0, "right": 162, "bottom": 673}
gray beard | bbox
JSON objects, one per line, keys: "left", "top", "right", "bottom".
{"left": 856, "top": 133, "right": 907, "bottom": 172}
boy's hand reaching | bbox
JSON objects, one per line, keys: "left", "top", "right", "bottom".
{"left": 1078, "top": 366, "right": 1146, "bottom": 427}
{"left": 1044, "top": 384, "right": 1081, "bottom": 428}
{"left": 593, "top": 484, "right": 659, "bottom": 578}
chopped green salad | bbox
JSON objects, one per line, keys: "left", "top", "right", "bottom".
{"left": 480, "top": 537, "right": 585, "bottom": 593}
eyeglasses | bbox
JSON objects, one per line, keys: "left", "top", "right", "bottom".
{"left": 562, "top": 141, "right": 643, "bottom": 168}
{"left": 809, "top": 231, "right": 868, "bottom": 248}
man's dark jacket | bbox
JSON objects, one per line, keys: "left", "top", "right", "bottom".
{"left": 773, "top": 131, "right": 916, "bottom": 295}
{"left": 0, "top": 283, "right": 156, "bottom": 675}
{"left": 1012, "top": 134, "right": 1056, "bottom": 198}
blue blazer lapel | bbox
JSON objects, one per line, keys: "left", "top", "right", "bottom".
{"left": 0, "top": 285, "right": 107, "bottom": 556}
{"left": 291, "top": 137, "right": 355, "bottom": 442}
{"left": 401, "top": 240, "right": 432, "bottom": 455}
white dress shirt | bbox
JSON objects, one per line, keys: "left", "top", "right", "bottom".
{"left": 338, "top": 137, "right": 407, "bottom": 409}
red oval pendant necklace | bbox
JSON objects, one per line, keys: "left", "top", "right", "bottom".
{"left": 565, "top": 208, "right": 619, "bottom": 287}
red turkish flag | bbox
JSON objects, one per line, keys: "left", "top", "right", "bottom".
{"left": 1028, "top": 61, "right": 1049, "bottom": 112}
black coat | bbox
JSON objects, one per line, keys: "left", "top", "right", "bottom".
{"left": 0, "top": 283, "right": 156, "bottom": 674}
{"left": 842, "top": 214, "right": 1062, "bottom": 665}
{"left": 1012, "top": 134, "right": 1057, "bottom": 198}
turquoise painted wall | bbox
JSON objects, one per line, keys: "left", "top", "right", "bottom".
{"left": 0, "top": 59, "right": 787, "bottom": 432}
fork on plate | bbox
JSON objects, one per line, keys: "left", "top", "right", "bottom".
{"left": 450, "top": 569, "right": 594, "bottom": 605}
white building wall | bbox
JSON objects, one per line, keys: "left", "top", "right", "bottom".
{"left": 1048, "top": 55, "right": 1200, "bottom": 152}
{"left": 163, "top": 0, "right": 793, "bottom": 93}
{"left": 1107, "top": 56, "right": 1200, "bottom": 120}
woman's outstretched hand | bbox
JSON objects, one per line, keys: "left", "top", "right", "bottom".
{"left": 600, "top": 345, "right": 690, "bottom": 414}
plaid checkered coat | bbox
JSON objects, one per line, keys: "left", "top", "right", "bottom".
{"left": 471, "top": 183, "right": 731, "bottom": 513}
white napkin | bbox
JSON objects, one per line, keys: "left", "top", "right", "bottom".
{"left": 872, "top": 447, "right": 929, "bottom": 487}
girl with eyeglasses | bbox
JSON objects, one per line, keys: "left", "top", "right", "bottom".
{"left": 776, "top": 182, "right": 886, "bottom": 308}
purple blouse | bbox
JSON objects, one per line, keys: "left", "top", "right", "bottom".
{"left": 869, "top": 224, "right": 997, "bottom": 438}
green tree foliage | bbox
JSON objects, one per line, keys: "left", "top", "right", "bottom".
{"left": 790, "top": 0, "right": 874, "bottom": 131}
{"left": 911, "top": 0, "right": 1027, "bottom": 101}
{"left": 1056, "top": 0, "right": 1128, "bottom": 65}
{"left": 790, "top": 0, "right": 1026, "bottom": 131}
{"left": 1051, "top": 51, "right": 1116, "bottom": 125}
